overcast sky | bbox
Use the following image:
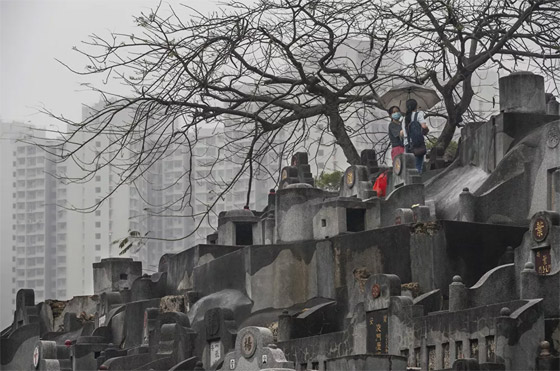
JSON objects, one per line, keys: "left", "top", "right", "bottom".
{"left": 0, "top": 0, "right": 221, "bottom": 130}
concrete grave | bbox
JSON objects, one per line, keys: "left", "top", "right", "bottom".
{"left": 220, "top": 327, "right": 294, "bottom": 370}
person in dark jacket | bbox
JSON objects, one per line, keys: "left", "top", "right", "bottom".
{"left": 403, "top": 99, "right": 429, "bottom": 173}
{"left": 387, "top": 105, "right": 405, "bottom": 164}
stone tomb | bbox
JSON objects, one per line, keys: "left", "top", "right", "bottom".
{"left": 220, "top": 326, "right": 295, "bottom": 371}
{"left": 390, "top": 153, "right": 422, "bottom": 189}
{"left": 339, "top": 165, "right": 376, "bottom": 200}
{"left": 516, "top": 210, "right": 560, "bottom": 357}
{"left": 278, "top": 153, "right": 314, "bottom": 190}
{"left": 202, "top": 308, "right": 237, "bottom": 370}
{"left": 217, "top": 209, "right": 260, "bottom": 246}
{"left": 363, "top": 274, "right": 403, "bottom": 355}
{"left": 312, "top": 197, "right": 373, "bottom": 239}
{"left": 92, "top": 258, "right": 142, "bottom": 296}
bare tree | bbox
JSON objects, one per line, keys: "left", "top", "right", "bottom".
{"left": 375, "top": 0, "right": 560, "bottom": 151}
{"left": 41, "top": 0, "right": 560, "bottom": 238}
{"left": 40, "top": 0, "right": 400, "bottom": 239}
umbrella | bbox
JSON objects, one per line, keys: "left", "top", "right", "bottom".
{"left": 379, "top": 82, "right": 441, "bottom": 112}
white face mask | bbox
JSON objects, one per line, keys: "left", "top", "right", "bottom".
{"left": 391, "top": 112, "right": 402, "bottom": 120}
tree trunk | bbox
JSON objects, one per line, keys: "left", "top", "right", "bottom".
{"left": 327, "top": 108, "right": 361, "bottom": 165}
{"left": 436, "top": 118, "right": 457, "bottom": 151}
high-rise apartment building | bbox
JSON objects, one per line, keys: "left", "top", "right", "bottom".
{"left": 0, "top": 123, "right": 64, "bottom": 329}
{"left": 0, "top": 122, "right": 29, "bottom": 329}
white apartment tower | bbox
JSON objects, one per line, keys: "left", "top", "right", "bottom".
{"left": 0, "top": 123, "right": 66, "bottom": 328}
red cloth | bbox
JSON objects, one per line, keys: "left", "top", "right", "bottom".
{"left": 373, "top": 171, "right": 388, "bottom": 197}
{"left": 391, "top": 146, "right": 405, "bottom": 162}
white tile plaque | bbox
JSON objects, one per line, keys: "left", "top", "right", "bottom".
{"left": 210, "top": 341, "right": 221, "bottom": 366}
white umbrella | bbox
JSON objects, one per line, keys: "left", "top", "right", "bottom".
{"left": 380, "top": 82, "right": 441, "bottom": 112}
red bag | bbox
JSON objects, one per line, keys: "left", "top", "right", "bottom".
{"left": 373, "top": 171, "right": 388, "bottom": 197}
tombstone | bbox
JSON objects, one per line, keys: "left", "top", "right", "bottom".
{"left": 390, "top": 153, "right": 422, "bottom": 190}
{"left": 363, "top": 274, "right": 402, "bottom": 355}
{"left": 516, "top": 211, "right": 559, "bottom": 282}
{"left": 71, "top": 335, "right": 109, "bottom": 371}
{"left": 97, "top": 292, "right": 125, "bottom": 328}
{"left": 13, "top": 289, "right": 38, "bottom": 329}
{"left": 32, "top": 340, "right": 71, "bottom": 371}
{"left": 220, "top": 327, "right": 295, "bottom": 370}
{"left": 154, "top": 312, "right": 196, "bottom": 365}
{"left": 203, "top": 308, "right": 237, "bottom": 370}
{"left": 339, "top": 165, "right": 376, "bottom": 200}
{"left": 361, "top": 149, "right": 380, "bottom": 176}
{"left": 279, "top": 153, "right": 314, "bottom": 190}
{"left": 142, "top": 307, "right": 159, "bottom": 348}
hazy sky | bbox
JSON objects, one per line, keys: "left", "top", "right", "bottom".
{"left": 0, "top": 0, "right": 220, "bottom": 129}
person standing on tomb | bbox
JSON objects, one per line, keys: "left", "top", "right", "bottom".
{"left": 387, "top": 106, "right": 405, "bottom": 164}
{"left": 403, "top": 99, "right": 429, "bottom": 174}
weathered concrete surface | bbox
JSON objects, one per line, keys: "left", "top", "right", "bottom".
{"left": 0, "top": 324, "right": 39, "bottom": 370}
{"left": 162, "top": 244, "right": 244, "bottom": 295}
{"left": 410, "top": 221, "right": 526, "bottom": 294}
{"left": 424, "top": 163, "right": 489, "bottom": 220}
{"left": 275, "top": 186, "right": 327, "bottom": 243}
{"left": 499, "top": 72, "right": 546, "bottom": 114}
{"left": 325, "top": 354, "right": 407, "bottom": 371}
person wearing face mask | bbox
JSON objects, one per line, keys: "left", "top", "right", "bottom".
{"left": 387, "top": 106, "right": 405, "bottom": 163}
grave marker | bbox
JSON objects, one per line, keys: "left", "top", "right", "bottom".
{"left": 366, "top": 310, "right": 389, "bottom": 355}
{"left": 535, "top": 248, "right": 552, "bottom": 275}
{"left": 203, "top": 308, "right": 236, "bottom": 369}
{"left": 220, "top": 327, "right": 295, "bottom": 370}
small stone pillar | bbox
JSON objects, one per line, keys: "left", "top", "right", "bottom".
{"left": 498, "top": 246, "right": 514, "bottom": 265}
{"left": 267, "top": 189, "right": 276, "bottom": 210}
{"left": 536, "top": 341, "right": 558, "bottom": 370}
{"left": 546, "top": 93, "right": 560, "bottom": 116}
{"left": 499, "top": 72, "right": 546, "bottom": 114}
{"left": 494, "top": 307, "right": 514, "bottom": 366}
{"left": 449, "top": 275, "right": 467, "bottom": 311}
{"left": 277, "top": 310, "right": 294, "bottom": 342}
{"left": 459, "top": 188, "right": 475, "bottom": 222}
{"left": 520, "top": 261, "right": 538, "bottom": 299}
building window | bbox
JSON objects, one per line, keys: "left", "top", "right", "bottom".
{"left": 95, "top": 245, "right": 101, "bottom": 251}
{"left": 95, "top": 210, "right": 101, "bottom": 216}
{"left": 95, "top": 233, "right": 101, "bottom": 239}
{"left": 95, "top": 222, "right": 101, "bottom": 228}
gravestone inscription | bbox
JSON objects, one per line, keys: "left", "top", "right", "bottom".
{"left": 366, "top": 310, "right": 389, "bottom": 355}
